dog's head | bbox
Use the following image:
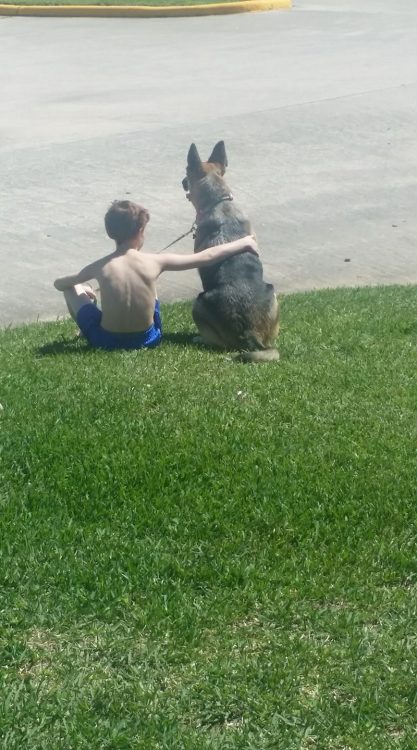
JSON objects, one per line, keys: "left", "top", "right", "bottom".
{"left": 182, "top": 141, "right": 228, "bottom": 207}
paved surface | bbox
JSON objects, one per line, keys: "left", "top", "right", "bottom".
{"left": 1, "top": 0, "right": 417, "bottom": 326}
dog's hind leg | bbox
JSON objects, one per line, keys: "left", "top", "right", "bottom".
{"left": 267, "top": 292, "right": 280, "bottom": 344}
{"left": 192, "top": 294, "right": 228, "bottom": 349}
{"left": 236, "top": 291, "right": 280, "bottom": 363}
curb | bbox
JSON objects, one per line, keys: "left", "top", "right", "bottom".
{"left": 0, "top": 0, "right": 291, "bottom": 17}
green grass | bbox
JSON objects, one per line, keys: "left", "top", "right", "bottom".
{"left": 0, "top": 0, "right": 242, "bottom": 7}
{"left": 1, "top": 285, "right": 417, "bottom": 749}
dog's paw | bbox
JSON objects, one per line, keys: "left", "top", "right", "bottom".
{"left": 192, "top": 335, "right": 206, "bottom": 346}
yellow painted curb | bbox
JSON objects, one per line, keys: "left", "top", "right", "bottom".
{"left": 0, "top": 0, "right": 290, "bottom": 17}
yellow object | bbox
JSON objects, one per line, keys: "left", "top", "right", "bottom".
{"left": 0, "top": 0, "right": 291, "bottom": 17}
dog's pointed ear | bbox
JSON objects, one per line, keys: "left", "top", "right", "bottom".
{"left": 187, "top": 143, "right": 204, "bottom": 177}
{"left": 208, "top": 141, "right": 228, "bottom": 174}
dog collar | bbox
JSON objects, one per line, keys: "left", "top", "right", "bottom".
{"left": 211, "top": 193, "right": 233, "bottom": 209}
{"left": 196, "top": 193, "right": 234, "bottom": 221}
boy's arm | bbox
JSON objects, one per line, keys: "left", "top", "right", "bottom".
{"left": 54, "top": 262, "right": 97, "bottom": 291}
{"left": 155, "top": 235, "right": 258, "bottom": 274}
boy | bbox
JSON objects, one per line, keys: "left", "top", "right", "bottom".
{"left": 54, "top": 200, "right": 258, "bottom": 351}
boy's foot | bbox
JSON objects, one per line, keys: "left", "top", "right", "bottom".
{"left": 83, "top": 284, "right": 98, "bottom": 305}
{"left": 76, "top": 285, "right": 98, "bottom": 337}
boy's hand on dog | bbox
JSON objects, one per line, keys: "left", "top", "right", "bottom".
{"left": 241, "top": 235, "right": 259, "bottom": 257}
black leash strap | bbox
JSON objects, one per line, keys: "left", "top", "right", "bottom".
{"left": 157, "top": 193, "right": 233, "bottom": 254}
{"left": 157, "top": 221, "right": 196, "bottom": 253}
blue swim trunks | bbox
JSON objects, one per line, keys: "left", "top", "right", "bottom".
{"left": 76, "top": 300, "right": 162, "bottom": 351}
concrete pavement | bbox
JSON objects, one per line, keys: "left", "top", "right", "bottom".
{"left": 1, "top": 0, "right": 417, "bottom": 326}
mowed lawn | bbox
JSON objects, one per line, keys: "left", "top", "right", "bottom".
{"left": 1, "top": 285, "right": 417, "bottom": 750}
{"left": 0, "top": 0, "right": 242, "bottom": 6}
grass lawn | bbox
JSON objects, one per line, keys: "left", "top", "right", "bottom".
{"left": 1, "top": 285, "right": 417, "bottom": 749}
{"left": 0, "top": 0, "right": 243, "bottom": 6}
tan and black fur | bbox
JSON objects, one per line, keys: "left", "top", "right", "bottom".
{"left": 182, "top": 141, "right": 279, "bottom": 362}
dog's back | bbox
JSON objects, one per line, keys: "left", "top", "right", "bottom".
{"left": 195, "top": 210, "right": 262, "bottom": 289}
{"left": 184, "top": 142, "right": 280, "bottom": 361}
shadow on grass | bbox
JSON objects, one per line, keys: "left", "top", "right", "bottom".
{"left": 162, "top": 331, "right": 197, "bottom": 347}
{"left": 36, "top": 331, "right": 199, "bottom": 356}
{"left": 164, "top": 331, "right": 227, "bottom": 353}
{"left": 36, "top": 337, "right": 88, "bottom": 356}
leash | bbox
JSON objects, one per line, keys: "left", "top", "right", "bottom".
{"left": 157, "top": 193, "right": 233, "bottom": 254}
{"left": 156, "top": 221, "right": 197, "bottom": 253}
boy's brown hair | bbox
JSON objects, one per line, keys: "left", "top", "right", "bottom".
{"left": 105, "top": 200, "right": 150, "bottom": 244}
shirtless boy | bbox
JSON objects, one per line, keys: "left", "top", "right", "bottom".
{"left": 54, "top": 200, "right": 258, "bottom": 351}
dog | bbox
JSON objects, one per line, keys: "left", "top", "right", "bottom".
{"left": 182, "top": 140, "right": 279, "bottom": 362}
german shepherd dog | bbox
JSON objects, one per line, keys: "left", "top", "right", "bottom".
{"left": 182, "top": 141, "right": 279, "bottom": 362}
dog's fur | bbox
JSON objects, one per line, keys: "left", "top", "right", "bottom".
{"left": 182, "top": 141, "right": 279, "bottom": 362}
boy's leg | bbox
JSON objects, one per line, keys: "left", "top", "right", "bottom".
{"left": 153, "top": 299, "right": 162, "bottom": 333}
{"left": 63, "top": 284, "right": 96, "bottom": 324}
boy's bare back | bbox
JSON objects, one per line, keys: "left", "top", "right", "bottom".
{"left": 86, "top": 250, "right": 160, "bottom": 333}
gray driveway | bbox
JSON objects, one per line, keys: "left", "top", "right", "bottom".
{"left": 1, "top": 0, "right": 417, "bottom": 326}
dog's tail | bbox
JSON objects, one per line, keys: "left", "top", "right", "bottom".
{"left": 236, "top": 334, "right": 279, "bottom": 363}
